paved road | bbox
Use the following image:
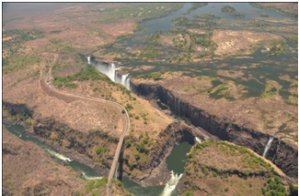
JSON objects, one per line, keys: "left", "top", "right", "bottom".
{"left": 39, "top": 55, "right": 130, "bottom": 196}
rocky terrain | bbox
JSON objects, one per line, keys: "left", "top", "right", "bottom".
{"left": 3, "top": 2, "right": 297, "bottom": 195}
{"left": 179, "top": 141, "right": 292, "bottom": 196}
{"left": 4, "top": 127, "right": 85, "bottom": 195}
{"left": 3, "top": 101, "right": 210, "bottom": 187}
{"left": 130, "top": 79, "right": 297, "bottom": 179}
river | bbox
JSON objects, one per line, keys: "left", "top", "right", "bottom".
{"left": 4, "top": 3, "right": 297, "bottom": 195}
{"left": 4, "top": 123, "right": 193, "bottom": 196}
{"left": 105, "top": 2, "right": 297, "bottom": 102}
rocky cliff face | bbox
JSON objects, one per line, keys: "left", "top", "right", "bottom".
{"left": 131, "top": 82, "right": 298, "bottom": 179}
{"left": 33, "top": 117, "right": 119, "bottom": 175}
{"left": 3, "top": 102, "right": 208, "bottom": 187}
{"left": 138, "top": 121, "right": 196, "bottom": 171}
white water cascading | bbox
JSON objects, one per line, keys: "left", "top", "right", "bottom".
{"left": 91, "top": 58, "right": 131, "bottom": 90}
{"left": 87, "top": 56, "right": 91, "bottom": 65}
{"left": 47, "top": 149, "right": 72, "bottom": 162}
{"left": 161, "top": 171, "right": 183, "bottom": 196}
{"left": 81, "top": 172, "right": 103, "bottom": 180}
{"left": 195, "top": 137, "right": 202, "bottom": 143}
{"left": 93, "top": 61, "right": 116, "bottom": 82}
{"left": 262, "top": 137, "right": 274, "bottom": 157}
{"left": 107, "top": 63, "right": 116, "bottom": 82}
{"left": 121, "top": 73, "right": 131, "bottom": 90}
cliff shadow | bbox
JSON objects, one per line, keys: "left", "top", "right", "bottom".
{"left": 117, "top": 139, "right": 125, "bottom": 180}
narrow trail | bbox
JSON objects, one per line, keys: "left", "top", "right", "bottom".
{"left": 39, "top": 54, "right": 130, "bottom": 196}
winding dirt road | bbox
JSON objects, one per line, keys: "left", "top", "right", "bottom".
{"left": 39, "top": 54, "right": 130, "bottom": 196}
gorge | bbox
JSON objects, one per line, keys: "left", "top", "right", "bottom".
{"left": 85, "top": 54, "right": 297, "bottom": 180}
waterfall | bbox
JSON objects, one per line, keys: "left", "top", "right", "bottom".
{"left": 87, "top": 56, "right": 91, "bottom": 65}
{"left": 161, "top": 171, "right": 183, "bottom": 196}
{"left": 121, "top": 73, "right": 131, "bottom": 90}
{"left": 46, "top": 149, "right": 72, "bottom": 162}
{"left": 195, "top": 137, "right": 202, "bottom": 143}
{"left": 94, "top": 62, "right": 116, "bottom": 82}
{"left": 91, "top": 57, "right": 131, "bottom": 90}
{"left": 263, "top": 137, "right": 274, "bottom": 157}
{"left": 121, "top": 74, "right": 128, "bottom": 85}
{"left": 81, "top": 172, "right": 103, "bottom": 180}
{"left": 107, "top": 63, "right": 116, "bottom": 82}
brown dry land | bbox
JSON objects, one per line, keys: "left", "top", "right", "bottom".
{"left": 3, "top": 3, "right": 173, "bottom": 138}
{"left": 133, "top": 74, "right": 297, "bottom": 147}
{"left": 212, "top": 30, "right": 280, "bottom": 56}
{"left": 182, "top": 141, "right": 289, "bottom": 196}
{"left": 3, "top": 2, "right": 297, "bottom": 194}
{"left": 3, "top": 128, "right": 84, "bottom": 195}
{"left": 3, "top": 128, "right": 130, "bottom": 196}
{"left": 253, "top": 3, "right": 298, "bottom": 17}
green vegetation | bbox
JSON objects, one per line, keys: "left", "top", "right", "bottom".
{"left": 125, "top": 103, "right": 134, "bottom": 111}
{"left": 192, "top": 141, "right": 273, "bottom": 172}
{"left": 183, "top": 190, "right": 194, "bottom": 196}
{"left": 3, "top": 54, "right": 40, "bottom": 74}
{"left": 184, "top": 141, "right": 289, "bottom": 195}
{"left": 3, "top": 29, "right": 43, "bottom": 49}
{"left": 138, "top": 72, "right": 163, "bottom": 80}
{"left": 287, "top": 95, "right": 297, "bottom": 106}
{"left": 3, "top": 29, "right": 43, "bottom": 72}
{"left": 209, "top": 83, "right": 229, "bottom": 98}
{"left": 85, "top": 178, "right": 107, "bottom": 194}
{"left": 53, "top": 65, "right": 111, "bottom": 88}
{"left": 262, "top": 81, "right": 281, "bottom": 98}
{"left": 191, "top": 33, "right": 214, "bottom": 48}
{"left": 269, "top": 39, "right": 288, "bottom": 55}
{"left": 221, "top": 5, "right": 244, "bottom": 18}
{"left": 221, "top": 5, "right": 236, "bottom": 13}
{"left": 208, "top": 81, "right": 234, "bottom": 100}
{"left": 139, "top": 48, "right": 161, "bottom": 60}
{"left": 170, "top": 29, "right": 216, "bottom": 62}
{"left": 95, "top": 145, "right": 108, "bottom": 156}
{"left": 262, "top": 177, "right": 287, "bottom": 196}
{"left": 48, "top": 38, "right": 77, "bottom": 53}
{"left": 147, "top": 32, "right": 161, "bottom": 45}
{"left": 125, "top": 132, "right": 154, "bottom": 171}
{"left": 172, "top": 14, "right": 219, "bottom": 30}
{"left": 172, "top": 32, "right": 189, "bottom": 50}
{"left": 3, "top": 104, "right": 34, "bottom": 128}
{"left": 287, "top": 35, "right": 298, "bottom": 46}
{"left": 100, "top": 3, "right": 183, "bottom": 23}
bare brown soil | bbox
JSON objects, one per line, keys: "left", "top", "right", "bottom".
{"left": 182, "top": 141, "right": 289, "bottom": 196}
{"left": 3, "top": 128, "right": 84, "bottom": 195}
{"left": 212, "top": 30, "right": 280, "bottom": 56}
{"left": 4, "top": 2, "right": 172, "bottom": 138}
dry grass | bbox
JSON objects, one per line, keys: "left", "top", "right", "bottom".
{"left": 135, "top": 74, "right": 297, "bottom": 146}
{"left": 3, "top": 129, "right": 84, "bottom": 195}
{"left": 212, "top": 30, "right": 280, "bottom": 56}
{"left": 183, "top": 141, "right": 288, "bottom": 196}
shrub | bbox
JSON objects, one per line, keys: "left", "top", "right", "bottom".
{"left": 53, "top": 65, "right": 111, "bottom": 88}
{"left": 183, "top": 190, "right": 194, "bottom": 196}
{"left": 95, "top": 146, "right": 107, "bottom": 156}
{"left": 85, "top": 178, "right": 107, "bottom": 193}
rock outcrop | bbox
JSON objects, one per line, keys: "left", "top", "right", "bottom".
{"left": 131, "top": 82, "right": 298, "bottom": 179}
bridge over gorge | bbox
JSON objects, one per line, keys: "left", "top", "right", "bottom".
{"left": 39, "top": 53, "right": 130, "bottom": 196}
{"left": 106, "top": 107, "right": 130, "bottom": 196}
